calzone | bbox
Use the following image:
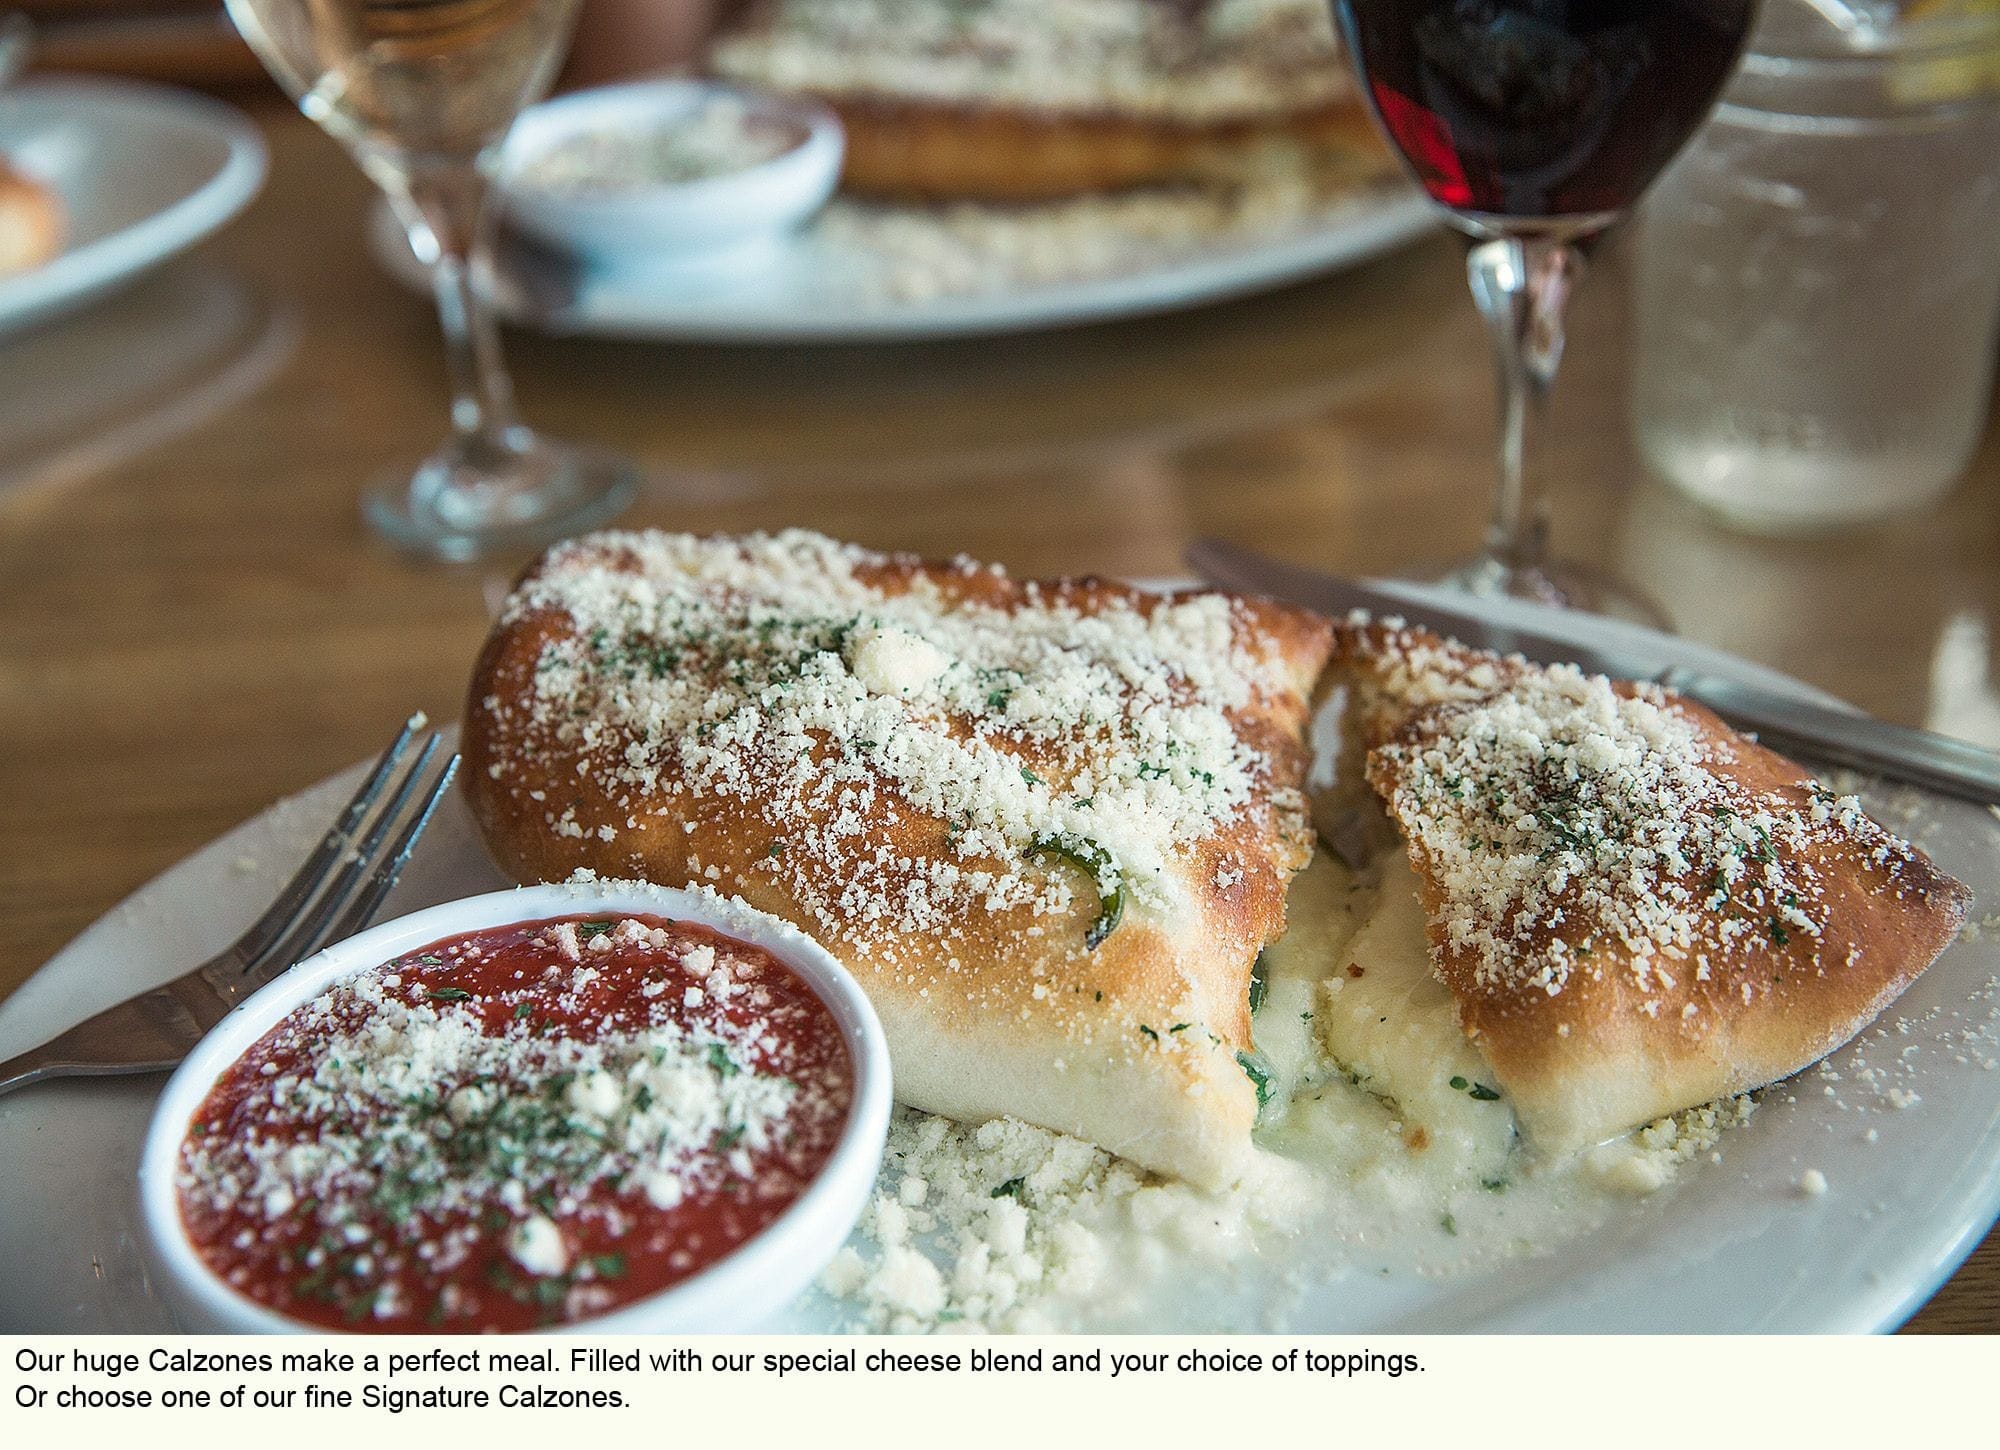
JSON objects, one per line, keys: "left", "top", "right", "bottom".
{"left": 1323, "top": 619, "right": 1972, "bottom": 1155}
{"left": 463, "top": 530, "right": 1333, "bottom": 1188}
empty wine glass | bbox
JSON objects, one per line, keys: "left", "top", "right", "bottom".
{"left": 1331, "top": 0, "right": 1760, "bottom": 621}
{"left": 225, "top": 0, "right": 634, "bottom": 560}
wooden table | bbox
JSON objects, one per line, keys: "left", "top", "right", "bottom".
{"left": 2, "top": 103, "right": 1995, "bottom": 1332}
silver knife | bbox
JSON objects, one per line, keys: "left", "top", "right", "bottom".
{"left": 1187, "top": 537, "right": 2000, "bottom": 808}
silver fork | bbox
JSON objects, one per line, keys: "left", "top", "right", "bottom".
{"left": 0, "top": 716, "right": 459, "bottom": 1096}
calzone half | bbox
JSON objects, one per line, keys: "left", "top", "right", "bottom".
{"left": 1321, "top": 619, "right": 1972, "bottom": 1156}
{"left": 463, "top": 530, "right": 1333, "bottom": 1188}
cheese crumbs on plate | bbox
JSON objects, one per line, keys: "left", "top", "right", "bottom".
{"left": 816, "top": 1107, "right": 1291, "bottom": 1333}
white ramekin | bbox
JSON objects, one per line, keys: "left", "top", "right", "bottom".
{"left": 498, "top": 79, "right": 843, "bottom": 261}
{"left": 138, "top": 878, "right": 890, "bottom": 1334}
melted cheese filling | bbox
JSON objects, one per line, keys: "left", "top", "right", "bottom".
{"left": 1264, "top": 851, "right": 1516, "bottom": 1182}
{"left": 1251, "top": 845, "right": 1752, "bottom": 1203}
{"left": 1249, "top": 847, "right": 1521, "bottom": 1223}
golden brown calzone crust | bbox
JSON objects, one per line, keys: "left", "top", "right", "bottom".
{"left": 463, "top": 530, "right": 1332, "bottom": 1187}
{"left": 799, "top": 97, "right": 1388, "bottom": 201}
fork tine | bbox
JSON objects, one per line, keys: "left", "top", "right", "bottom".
{"left": 221, "top": 714, "right": 424, "bottom": 969}
{"left": 0, "top": 722, "right": 456, "bottom": 1098}
{"left": 247, "top": 734, "right": 443, "bottom": 978}
{"left": 324, "top": 754, "right": 459, "bottom": 947}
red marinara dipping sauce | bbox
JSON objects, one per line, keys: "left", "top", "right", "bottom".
{"left": 176, "top": 913, "right": 853, "bottom": 1331}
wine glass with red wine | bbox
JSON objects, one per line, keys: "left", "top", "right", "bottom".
{"left": 1332, "top": 0, "right": 1757, "bottom": 620}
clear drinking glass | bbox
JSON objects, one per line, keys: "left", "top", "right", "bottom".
{"left": 1331, "top": 1, "right": 1760, "bottom": 621}
{"left": 1633, "top": 0, "right": 2000, "bottom": 532}
{"left": 225, "top": 0, "right": 635, "bottom": 560}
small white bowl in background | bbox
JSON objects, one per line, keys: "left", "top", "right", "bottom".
{"left": 499, "top": 79, "right": 843, "bottom": 263}
{"left": 138, "top": 879, "right": 891, "bottom": 1334}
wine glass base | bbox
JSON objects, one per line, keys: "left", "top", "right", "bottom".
{"left": 363, "top": 429, "right": 636, "bottom": 563}
{"left": 1437, "top": 555, "right": 1671, "bottom": 632}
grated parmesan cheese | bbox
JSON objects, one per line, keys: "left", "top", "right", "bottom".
{"left": 506, "top": 1215, "right": 569, "bottom": 1277}
{"left": 818, "top": 1107, "right": 1292, "bottom": 1332}
{"left": 1587, "top": 1096, "right": 1757, "bottom": 1197}
{"left": 484, "top": 529, "right": 1301, "bottom": 953}
{"left": 176, "top": 916, "right": 849, "bottom": 1328}
{"left": 1371, "top": 665, "right": 1899, "bottom": 999}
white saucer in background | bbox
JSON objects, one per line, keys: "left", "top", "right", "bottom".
{"left": 499, "top": 79, "right": 843, "bottom": 263}
{"left": 374, "top": 175, "right": 1439, "bottom": 343}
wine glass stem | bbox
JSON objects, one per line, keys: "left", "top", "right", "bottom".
{"left": 390, "top": 164, "right": 522, "bottom": 454}
{"left": 1465, "top": 234, "right": 1585, "bottom": 586}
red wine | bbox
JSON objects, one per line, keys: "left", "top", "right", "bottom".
{"left": 1333, "top": 0, "right": 1755, "bottom": 219}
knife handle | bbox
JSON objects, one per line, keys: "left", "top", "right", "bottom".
{"left": 1684, "top": 676, "right": 2000, "bottom": 809}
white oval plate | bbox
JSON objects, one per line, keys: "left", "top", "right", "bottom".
{"left": 1, "top": 585, "right": 1995, "bottom": 1332}
{"left": 369, "top": 181, "right": 1438, "bottom": 343}
{"left": 0, "top": 78, "right": 267, "bottom": 340}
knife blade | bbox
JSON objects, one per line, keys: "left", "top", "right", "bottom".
{"left": 1187, "top": 537, "right": 2000, "bottom": 808}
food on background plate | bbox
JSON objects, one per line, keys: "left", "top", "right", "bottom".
{"left": 707, "top": 0, "right": 1388, "bottom": 200}
{"left": 513, "top": 92, "right": 806, "bottom": 194}
{"left": 465, "top": 529, "right": 1331, "bottom": 1190}
{"left": 175, "top": 913, "right": 855, "bottom": 1331}
{"left": 0, "top": 160, "right": 61, "bottom": 275}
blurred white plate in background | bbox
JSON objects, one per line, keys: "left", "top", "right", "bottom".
{"left": 372, "top": 177, "right": 1439, "bottom": 343}
{"left": 0, "top": 77, "right": 266, "bottom": 340}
